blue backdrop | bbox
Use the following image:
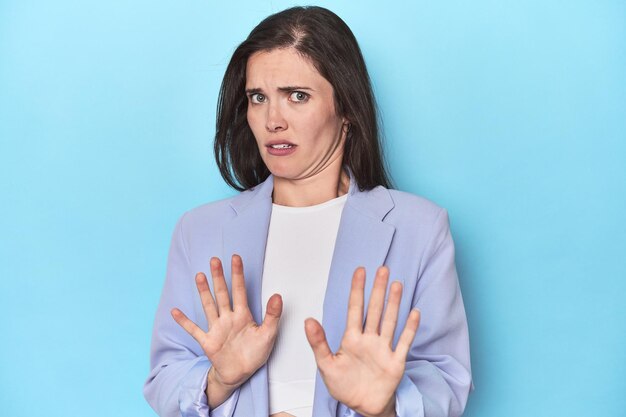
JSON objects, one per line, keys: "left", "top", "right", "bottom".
{"left": 1, "top": 1, "right": 624, "bottom": 416}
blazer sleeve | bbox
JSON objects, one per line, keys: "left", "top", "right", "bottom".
{"left": 143, "top": 214, "right": 241, "bottom": 417}
{"left": 394, "top": 208, "right": 473, "bottom": 417}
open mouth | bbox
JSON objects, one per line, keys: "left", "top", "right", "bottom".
{"left": 268, "top": 144, "right": 295, "bottom": 149}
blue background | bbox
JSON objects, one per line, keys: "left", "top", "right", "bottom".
{"left": 1, "top": 1, "right": 624, "bottom": 416}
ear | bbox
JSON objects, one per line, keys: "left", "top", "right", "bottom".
{"left": 341, "top": 119, "right": 352, "bottom": 134}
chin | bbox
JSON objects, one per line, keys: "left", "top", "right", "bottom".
{"left": 265, "top": 165, "right": 304, "bottom": 182}
{"left": 263, "top": 159, "right": 295, "bottom": 178}
{"left": 267, "top": 169, "right": 297, "bottom": 181}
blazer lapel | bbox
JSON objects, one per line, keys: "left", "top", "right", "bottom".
{"left": 313, "top": 177, "right": 396, "bottom": 416}
{"left": 222, "top": 176, "right": 274, "bottom": 322}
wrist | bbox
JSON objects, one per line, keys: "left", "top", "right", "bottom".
{"left": 377, "top": 406, "right": 396, "bottom": 417}
{"left": 208, "top": 366, "right": 238, "bottom": 389}
{"left": 206, "top": 367, "right": 240, "bottom": 410}
{"left": 376, "top": 404, "right": 396, "bottom": 417}
{"left": 363, "top": 396, "right": 396, "bottom": 417}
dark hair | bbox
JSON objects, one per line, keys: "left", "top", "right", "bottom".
{"left": 214, "top": 6, "right": 393, "bottom": 191}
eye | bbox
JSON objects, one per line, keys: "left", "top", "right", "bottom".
{"left": 289, "top": 91, "right": 309, "bottom": 103}
{"left": 249, "top": 93, "right": 266, "bottom": 104}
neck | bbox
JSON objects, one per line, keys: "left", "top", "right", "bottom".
{"left": 272, "top": 161, "right": 350, "bottom": 207}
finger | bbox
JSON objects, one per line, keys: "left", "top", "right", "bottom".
{"left": 394, "top": 309, "right": 421, "bottom": 359}
{"left": 364, "top": 266, "right": 390, "bottom": 334}
{"left": 261, "top": 293, "right": 283, "bottom": 331}
{"left": 171, "top": 308, "right": 205, "bottom": 343}
{"left": 231, "top": 254, "right": 249, "bottom": 312}
{"left": 304, "top": 318, "right": 333, "bottom": 368}
{"left": 345, "top": 267, "right": 366, "bottom": 333}
{"left": 195, "top": 272, "right": 219, "bottom": 324}
{"left": 380, "top": 280, "right": 403, "bottom": 343}
{"left": 209, "top": 257, "right": 232, "bottom": 314}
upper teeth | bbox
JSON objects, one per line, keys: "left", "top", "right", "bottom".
{"left": 271, "top": 144, "right": 293, "bottom": 149}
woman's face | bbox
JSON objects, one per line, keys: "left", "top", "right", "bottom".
{"left": 245, "top": 47, "right": 347, "bottom": 182}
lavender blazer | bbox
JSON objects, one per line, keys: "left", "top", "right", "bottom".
{"left": 144, "top": 174, "right": 472, "bottom": 417}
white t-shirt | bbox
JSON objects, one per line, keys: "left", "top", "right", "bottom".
{"left": 261, "top": 194, "right": 348, "bottom": 417}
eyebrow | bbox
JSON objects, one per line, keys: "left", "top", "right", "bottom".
{"left": 245, "top": 86, "right": 315, "bottom": 94}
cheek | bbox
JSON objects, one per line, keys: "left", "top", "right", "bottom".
{"left": 302, "top": 110, "right": 337, "bottom": 137}
{"left": 313, "top": 113, "right": 343, "bottom": 141}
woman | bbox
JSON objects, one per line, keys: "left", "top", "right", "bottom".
{"left": 144, "top": 6, "right": 472, "bottom": 417}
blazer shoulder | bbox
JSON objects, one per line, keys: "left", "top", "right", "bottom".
{"left": 175, "top": 178, "right": 270, "bottom": 231}
{"left": 175, "top": 194, "right": 238, "bottom": 236}
{"left": 173, "top": 176, "right": 272, "bottom": 240}
{"left": 383, "top": 189, "right": 452, "bottom": 257}
{"left": 386, "top": 188, "right": 445, "bottom": 223}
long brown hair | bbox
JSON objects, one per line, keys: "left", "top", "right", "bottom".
{"left": 214, "top": 6, "right": 393, "bottom": 191}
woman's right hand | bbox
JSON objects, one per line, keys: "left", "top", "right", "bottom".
{"left": 171, "top": 254, "right": 283, "bottom": 408}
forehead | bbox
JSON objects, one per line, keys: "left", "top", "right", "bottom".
{"left": 245, "top": 48, "right": 328, "bottom": 88}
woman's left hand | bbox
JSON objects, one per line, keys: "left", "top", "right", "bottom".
{"left": 304, "top": 266, "right": 421, "bottom": 417}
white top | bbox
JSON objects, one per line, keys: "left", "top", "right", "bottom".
{"left": 261, "top": 194, "right": 348, "bottom": 417}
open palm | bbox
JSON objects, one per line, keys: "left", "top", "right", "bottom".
{"left": 172, "top": 255, "right": 282, "bottom": 388}
{"left": 305, "top": 266, "right": 421, "bottom": 417}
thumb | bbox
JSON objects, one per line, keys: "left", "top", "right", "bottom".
{"left": 261, "top": 293, "right": 283, "bottom": 330}
{"left": 304, "top": 318, "right": 333, "bottom": 367}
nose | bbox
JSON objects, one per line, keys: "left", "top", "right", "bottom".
{"left": 266, "top": 102, "right": 287, "bottom": 132}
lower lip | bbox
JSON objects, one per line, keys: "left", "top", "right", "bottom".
{"left": 266, "top": 145, "right": 297, "bottom": 156}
